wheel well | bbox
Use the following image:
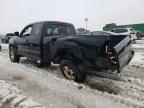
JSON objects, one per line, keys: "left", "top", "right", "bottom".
{"left": 9, "top": 44, "right": 20, "bottom": 56}
{"left": 9, "top": 44, "right": 15, "bottom": 49}
{"left": 54, "top": 50, "right": 83, "bottom": 65}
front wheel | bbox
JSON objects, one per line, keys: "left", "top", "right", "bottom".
{"left": 9, "top": 47, "right": 20, "bottom": 63}
{"left": 60, "top": 59, "right": 86, "bottom": 82}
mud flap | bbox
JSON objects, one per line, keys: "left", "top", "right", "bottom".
{"left": 113, "top": 36, "right": 134, "bottom": 72}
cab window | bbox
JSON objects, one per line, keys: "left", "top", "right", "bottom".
{"left": 44, "top": 24, "right": 76, "bottom": 36}
{"left": 31, "top": 23, "right": 42, "bottom": 36}
{"left": 21, "top": 25, "right": 33, "bottom": 37}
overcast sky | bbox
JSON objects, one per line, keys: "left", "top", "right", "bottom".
{"left": 0, "top": 0, "right": 144, "bottom": 34}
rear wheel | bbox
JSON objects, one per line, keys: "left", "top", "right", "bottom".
{"left": 9, "top": 47, "right": 20, "bottom": 63}
{"left": 60, "top": 59, "right": 86, "bottom": 82}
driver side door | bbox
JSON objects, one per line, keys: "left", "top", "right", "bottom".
{"left": 16, "top": 25, "right": 33, "bottom": 57}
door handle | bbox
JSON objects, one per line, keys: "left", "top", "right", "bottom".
{"left": 30, "top": 44, "right": 33, "bottom": 47}
{"left": 51, "top": 38, "right": 57, "bottom": 42}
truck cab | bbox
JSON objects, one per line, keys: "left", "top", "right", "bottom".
{"left": 9, "top": 21, "right": 76, "bottom": 63}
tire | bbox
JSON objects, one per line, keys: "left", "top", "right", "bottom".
{"left": 60, "top": 59, "right": 86, "bottom": 82}
{"left": 9, "top": 46, "right": 20, "bottom": 63}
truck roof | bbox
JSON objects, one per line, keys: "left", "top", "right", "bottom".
{"left": 30, "top": 21, "right": 74, "bottom": 26}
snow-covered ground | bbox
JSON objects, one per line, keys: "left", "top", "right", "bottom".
{"left": 135, "top": 39, "right": 144, "bottom": 44}
{"left": 0, "top": 43, "right": 144, "bottom": 108}
{"left": 132, "top": 44, "right": 144, "bottom": 51}
{"left": 0, "top": 43, "right": 8, "bottom": 50}
{"left": 0, "top": 80, "right": 43, "bottom": 108}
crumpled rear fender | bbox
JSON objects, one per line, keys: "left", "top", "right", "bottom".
{"left": 52, "top": 41, "right": 84, "bottom": 64}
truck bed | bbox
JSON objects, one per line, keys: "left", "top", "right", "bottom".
{"left": 74, "top": 35, "right": 134, "bottom": 72}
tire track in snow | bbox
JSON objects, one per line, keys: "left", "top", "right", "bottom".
{"left": 0, "top": 80, "right": 43, "bottom": 108}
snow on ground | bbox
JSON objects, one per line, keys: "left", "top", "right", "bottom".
{"left": 135, "top": 39, "right": 144, "bottom": 44}
{"left": 0, "top": 44, "right": 9, "bottom": 50}
{"left": 132, "top": 44, "right": 144, "bottom": 51}
{"left": 0, "top": 54, "right": 134, "bottom": 108}
{"left": 0, "top": 80, "right": 43, "bottom": 108}
{"left": 132, "top": 39, "right": 144, "bottom": 51}
{"left": 130, "top": 52, "right": 144, "bottom": 64}
{"left": 1, "top": 43, "right": 144, "bottom": 108}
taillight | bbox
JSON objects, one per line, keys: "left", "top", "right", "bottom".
{"left": 106, "top": 45, "right": 113, "bottom": 56}
{"left": 107, "top": 51, "right": 112, "bottom": 56}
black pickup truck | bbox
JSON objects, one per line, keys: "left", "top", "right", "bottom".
{"left": 9, "top": 21, "right": 134, "bottom": 82}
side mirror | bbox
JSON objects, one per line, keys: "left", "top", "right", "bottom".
{"left": 14, "top": 32, "right": 19, "bottom": 36}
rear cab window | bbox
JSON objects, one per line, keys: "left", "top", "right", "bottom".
{"left": 44, "top": 23, "right": 76, "bottom": 36}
